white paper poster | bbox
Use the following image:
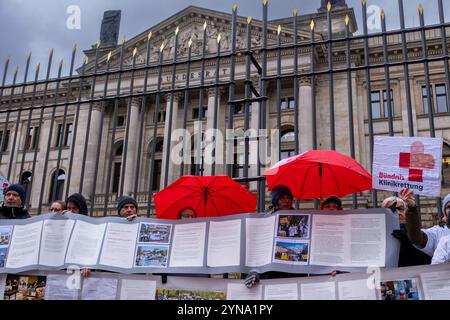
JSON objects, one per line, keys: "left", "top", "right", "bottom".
{"left": 119, "top": 279, "right": 156, "bottom": 300}
{"left": 45, "top": 274, "right": 80, "bottom": 300}
{"left": 170, "top": 222, "right": 206, "bottom": 267}
{"left": 81, "top": 277, "right": 118, "bottom": 300}
{"left": 65, "top": 221, "right": 106, "bottom": 266}
{"left": 227, "top": 283, "right": 263, "bottom": 300}
{"left": 6, "top": 221, "right": 43, "bottom": 269}
{"left": 337, "top": 279, "right": 377, "bottom": 300}
{"left": 207, "top": 220, "right": 241, "bottom": 267}
{"left": 245, "top": 216, "right": 276, "bottom": 267}
{"left": 300, "top": 282, "right": 336, "bottom": 300}
{"left": 372, "top": 136, "right": 443, "bottom": 197}
{"left": 39, "top": 219, "right": 75, "bottom": 267}
{"left": 420, "top": 270, "right": 450, "bottom": 300}
{"left": 99, "top": 222, "right": 138, "bottom": 269}
{"left": 264, "top": 283, "right": 298, "bottom": 300}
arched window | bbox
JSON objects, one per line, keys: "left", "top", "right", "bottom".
{"left": 48, "top": 169, "right": 65, "bottom": 203}
{"left": 443, "top": 142, "right": 450, "bottom": 187}
{"left": 20, "top": 171, "right": 32, "bottom": 205}
{"left": 280, "top": 128, "right": 296, "bottom": 160}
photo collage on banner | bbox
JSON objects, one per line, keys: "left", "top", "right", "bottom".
{"left": 0, "top": 226, "right": 13, "bottom": 268}
{"left": 273, "top": 214, "right": 310, "bottom": 265}
{"left": 134, "top": 222, "right": 172, "bottom": 268}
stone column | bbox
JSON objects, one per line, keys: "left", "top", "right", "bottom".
{"left": 204, "top": 88, "right": 226, "bottom": 176}
{"left": 299, "top": 77, "right": 313, "bottom": 153}
{"left": 160, "top": 93, "right": 180, "bottom": 188}
{"left": 122, "top": 98, "right": 141, "bottom": 196}
{"left": 68, "top": 102, "right": 102, "bottom": 198}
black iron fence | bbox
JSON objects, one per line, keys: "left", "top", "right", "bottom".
{"left": 0, "top": 0, "right": 449, "bottom": 220}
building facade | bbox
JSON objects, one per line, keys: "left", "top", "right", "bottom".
{"left": 0, "top": 1, "right": 449, "bottom": 225}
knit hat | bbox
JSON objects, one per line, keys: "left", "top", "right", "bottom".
{"left": 66, "top": 193, "right": 88, "bottom": 215}
{"left": 117, "top": 196, "right": 138, "bottom": 215}
{"left": 321, "top": 196, "right": 342, "bottom": 210}
{"left": 442, "top": 194, "right": 450, "bottom": 217}
{"left": 271, "top": 185, "right": 293, "bottom": 209}
{"left": 4, "top": 184, "right": 26, "bottom": 205}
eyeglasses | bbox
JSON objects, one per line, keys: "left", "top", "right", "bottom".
{"left": 396, "top": 206, "right": 405, "bottom": 211}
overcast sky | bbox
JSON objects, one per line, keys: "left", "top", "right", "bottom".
{"left": 0, "top": 0, "right": 447, "bottom": 83}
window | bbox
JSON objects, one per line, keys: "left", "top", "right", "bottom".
{"left": 48, "top": 169, "right": 65, "bottom": 203}
{"left": 280, "top": 129, "right": 296, "bottom": 160}
{"left": 232, "top": 139, "right": 249, "bottom": 178}
{"left": 192, "top": 107, "right": 207, "bottom": 120}
{"left": 64, "top": 124, "right": 73, "bottom": 147}
{"left": 0, "top": 130, "right": 10, "bottom": 152}
{"left": 25, "top": 126, "right": 39, "bottom": 150}
{"left": 112, "top": 162, "right": 121, "bottom": 193}
{"left": 114, "top": 141, "right": 123, "bottom": 156}
{"left": 20, "top": 171, "right": 32, "bottom": 205}
{"left": 281, "top": 150, "right": 296, "bottom": 160}
{"left": 281, "top": 130, "right": 295, "bottom": 143}
{"left": 443, "top": 143, "right": 450, "bottom": 187}
{"left": 280, "top": 97, "right": 295, "bottom": 110}
{"left": 154, "top": 111, "right": 166, "bottom": 123}
{"left": 371, "top": 90, "right": 394, "bottom": 119}
{"left": 423, "top": 84, "right": 449, "bottom": 114}
{"left": 55, "top": 123, "right": 73, "bottom": 147}
{"left": 436, "top": 84, "right": 448, "bottom": 113}
{"left": 234, "top": 104, "right": 244, "bottom": 115}
{"left": 152, "top": 160, "right": 162, "bottom": 191}
{"left": 116, "top": 116, "right": 125, "bottom": 127}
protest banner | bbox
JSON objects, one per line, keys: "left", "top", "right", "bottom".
{"left": 373, "top": 136, "right": 443, "bottom": 197}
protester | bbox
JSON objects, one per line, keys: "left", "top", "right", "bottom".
{"left": 49, "top": 200, "right": 66, "bottom": 213}
{"left": 381, "top": 190, "right": 431, "bottom": 267}
{"left": 431, "top": 234, "right": 450, "bottom": 264}
{"left": 178, "top": 207, "right": 196, "bottom": 219}
{"left": 117, "top": 196, "right": 138, "bottom": 221}
{"left": 0, "top": 184, "right": 30, "bottom": 219}
{"left": 65, "top": 193, "right": 88, "bottom": 215}
{"left": 321, "top": 196, "right": 343, "bottom": 211}
{"left": 405, "top": 190, "right": 450, "bottom": 258}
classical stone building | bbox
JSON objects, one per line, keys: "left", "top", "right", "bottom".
{"left": 0, "top": 1, "right": 449, "bottom": 225}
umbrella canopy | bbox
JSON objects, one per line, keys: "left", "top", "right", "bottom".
{"left": 264, "top": 150, "right": 372, "bottom": 200}
{"left": 154, "top": 175, "right": 257, "bottom": 219}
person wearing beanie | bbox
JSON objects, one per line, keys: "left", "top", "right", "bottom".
{"left": 117, "top": 196, "right": 138, "bottom": 221}
{"left": 405, "top": 189, "right": 450, "bottom": 259}
{"left": 269, "top": 185, "right": 294, "bottom": 213}
{"left": 430, "top": 194, "right": 450, "bottom": 264}
{"left": 0, "top": 184, "right": 31, "bottom": 219}
{"left": 321, "top": 196, "right": 343, "bottom": 211}
{"left": 65, "top": 193, "right": 88, "bottom": 216}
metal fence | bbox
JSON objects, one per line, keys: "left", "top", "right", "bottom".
{"left": 0, "top": 0, "right": 449, "bottom": 218}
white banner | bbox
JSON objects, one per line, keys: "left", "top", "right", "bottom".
{"left": 372, "top": 136, "right": 443, "bottom": 197}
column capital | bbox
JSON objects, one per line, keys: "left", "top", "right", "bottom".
{"left": 299, "top": 76, "right": 312, "bottom": 86}
{"left": 92, "top": 101, "right": 102, "bottom": 112}
{"left": 131, "top": 97, "right": 142, "bottom": 106}
{"left": 164, "top": 92, "right": 183, "bottom": 103}
{"left": 206, "top": 87, "right": 226, "bottom": 97}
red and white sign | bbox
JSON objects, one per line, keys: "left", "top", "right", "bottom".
{"left": 372, "top": 136, "right": 443, "bottom": 197}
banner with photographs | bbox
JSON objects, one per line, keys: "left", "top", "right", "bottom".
{"left": 0, "top": 209, "right": 399, "bottom": 275}
{"left": 1, "top": 262, "right": 450, "bottom": 300}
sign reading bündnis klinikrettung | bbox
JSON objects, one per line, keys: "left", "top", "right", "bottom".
{"left": 373, "top": 136, "right": 443, "bottom": 197}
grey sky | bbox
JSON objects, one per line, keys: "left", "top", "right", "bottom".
{"left": 0, "top": 0, "right": 448, "bottom": 83}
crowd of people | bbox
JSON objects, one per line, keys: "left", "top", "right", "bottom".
{"left": 0, "top": 180, "right": 449, "bottom": 288}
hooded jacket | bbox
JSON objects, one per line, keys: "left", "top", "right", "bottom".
{"left": 66, "top": 193, "right": 88, "bottom": 215}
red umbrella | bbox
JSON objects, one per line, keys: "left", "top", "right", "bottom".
{"left": 154, "top": 175, "right": 257, "bottom": 219}
{"left": 264, "top": 150, "right": 372, "bottom": 200}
